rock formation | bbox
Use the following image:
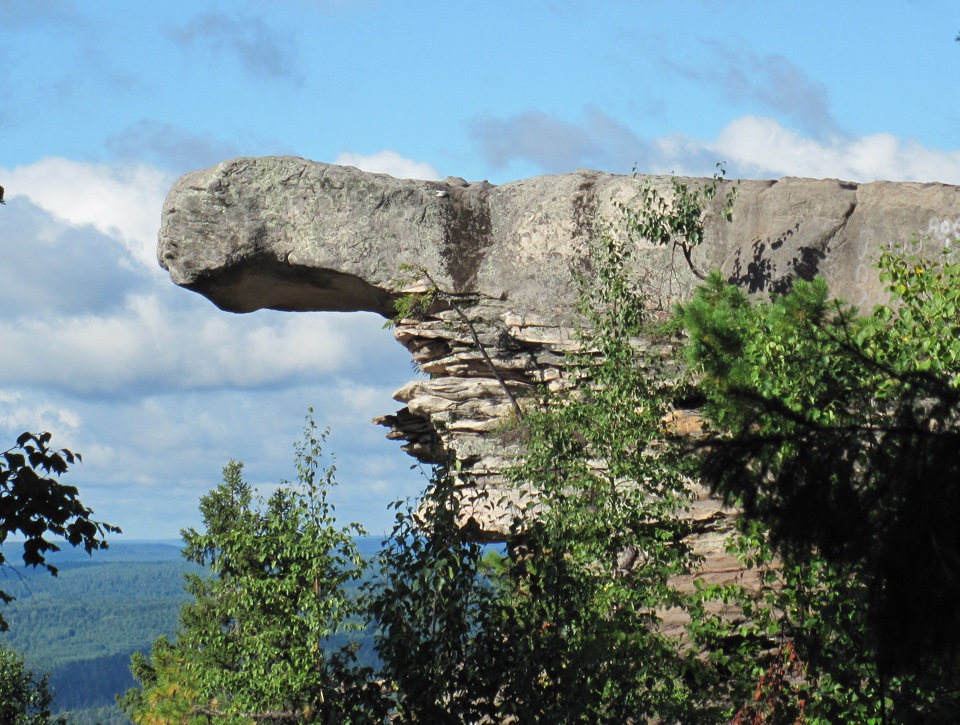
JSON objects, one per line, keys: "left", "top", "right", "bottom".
{"left": 158, "top": 156, "right": 960, "bottom": 559}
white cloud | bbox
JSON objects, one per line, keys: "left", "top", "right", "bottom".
{"left": 671, "top": 116, "right": 960, "bottom": 184}
{"left": 467, "top": 108, "right": 960, "bottom": 185}
{"left": 0, "top": 390, "right": 81, "bottom": 435}
{"left": 0, "top": 201, "right": 141, "bottom": 317}
{"left": 333, "top": 150, "right": 441, "bottom": 180}
{"left": 0, "top": 292, "right": 376, "bottom": 395}
{"left": 2, "top": 157, "right": 173, "bottom": 268}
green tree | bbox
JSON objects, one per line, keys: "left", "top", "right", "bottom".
{"left": 618, "top": 162, "right": 737, "bottom": 282}
{"left": 370, "top": 223, "right": 712, "bottom": 723}
{"left": 485, "top": 226, "right": 707, "bottom": 723}
{"left": 368, "top": 464, "right": 497, "bottom": 723}
{"left": 120, "top": 417, "right": 385, "bottom": 724}
{"left": 678, "top": 249, "right": 960, "bottom": 719}
{"left": 0, "top": 642, "right": 68, "bottom": 725}
{"left": 118, "top": 636, "right": 204, "bottom": 725}
{"left": 0, "top": 431, "right": 119, "bottom": 629}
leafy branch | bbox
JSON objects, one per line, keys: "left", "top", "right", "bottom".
{"left": 619, "top": 163, "right": 738, "bottom": 281}
{"left": 0, "top": 431, "right": 119, "bottom": 630}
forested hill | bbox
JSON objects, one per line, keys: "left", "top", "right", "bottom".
{"left": 0, "top": 540, "right": 200, "bottom": 724}
{"left": 0, "top": 537, "right": 386, "bottom": 724}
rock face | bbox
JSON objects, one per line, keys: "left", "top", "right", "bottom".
{"left": 159, "top": 156, "right": 960, "bottom": 551}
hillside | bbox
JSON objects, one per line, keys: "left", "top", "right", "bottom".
{"left": 0, "top": 537, "right": 386, "bottom": 723}
{"left": 0, "top": 540, "right": 200, "bottom": 723}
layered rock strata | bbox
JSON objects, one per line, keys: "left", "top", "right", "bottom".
{"left": 159, "top": 156, "right": 960, "bottom": 561}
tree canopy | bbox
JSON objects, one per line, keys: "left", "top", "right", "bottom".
{"left": 678, "top": 248, "right": 960, "bottom": 681}
{"left": 0, "top": 642, "right": 68, "bottom": 725}
{"left": 120, "top": 418, "right": 385, "bottom": 724}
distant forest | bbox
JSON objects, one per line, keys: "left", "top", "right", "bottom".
{"left": 0, "top": 537, "right": 385, "bottom": 724}
{"left": 0, "top": 541, "right": 201, "bottom": 724}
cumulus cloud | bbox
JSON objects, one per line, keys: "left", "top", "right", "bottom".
{"left": 167, "top": 11, "right": 303, "bottom": 85}
{"left": 469, "top": 106, "right": 649, "bottom": 174}
{"left": 0, "top": 291, "right": 379, "bottom": 396}
{"left": 0, "top": 200, "right": 140, "bottom": 317}
{"left": 2, "top": 157, "right": 172, "bottom": 268}
{"left": 467, "top": 106, "right": 960, "bottom": 184}
{"left": 333, "top": 150, "right": 441, "bottom": 180}
{"left": 690, "top": 116, "right": 960, "bottom": 184}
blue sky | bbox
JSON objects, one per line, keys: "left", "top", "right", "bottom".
{"left": 1, "top": 0, "right": 958, "bottom": 541}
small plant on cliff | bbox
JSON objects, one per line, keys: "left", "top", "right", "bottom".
{"left": 388, "top": 263, "right": 437, "bottom": 325}
{"left": 619, "top": 162, "right": 738, "bottom": 281}
{"left": 388, "top": 262, "right": 524, "bottom": 422}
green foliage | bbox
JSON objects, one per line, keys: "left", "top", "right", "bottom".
{"left": 485, "top": 226, "right": 708, "bottom": 723}
{"left": 368, "top": 224, "right": 713, "bottom": 723}
{"left": 0, "top": 642, "right": 68, "bottom": 725}
{"left": 0, "top": 432, "right": 119, "bottom": 629}
{"left": 686, "top": 526, "right": 906, "bottom": 723}
{"left": 119, "top": 636, "right": 204, "bottom": 725}
{"left": 121, "top": 415, "right": 386, "bottom": 724}
{"left": 678, "top": 248, "right": 960, "bottom": 718}
{"left": 619, "top": 163, "right": 737, "bottom": 280}
{"left": 385, "top": 262, "right": 436, "bottom": 328}
{"left": 367, "top": 465, "right": 495, "bottom": 723}
{"left": 390, "top": 289, "right": 435, "bottom": 325}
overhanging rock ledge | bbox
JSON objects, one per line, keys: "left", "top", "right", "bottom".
{"left": 159, "top": 155, "right": 960, "bottom": 551}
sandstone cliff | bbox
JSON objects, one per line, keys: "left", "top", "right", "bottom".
{"left": 158, "top": 156, "right": 960, "bottom": 560}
